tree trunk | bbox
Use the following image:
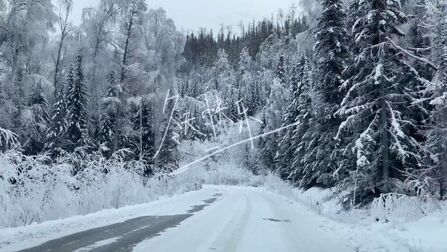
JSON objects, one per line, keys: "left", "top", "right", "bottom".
{"left": 380, "top": 74, "right": 390, "bottom": 192}
{"left": 120, "top": 10, "right": 135, "bottom": 83}
{"left": 139, "top": 102, "right": 143, "bottom": 161}
{"left": 440, "top": 147, "right": 447, "bottom": 199}
{"left": 53, "top": 37, "right": 64, "bottom": 98}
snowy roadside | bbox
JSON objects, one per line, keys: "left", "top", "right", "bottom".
{"left": 261, "top": 174, "right": 447, "bottom": 252}
{"left": 0, "top": 187, "right": 219, "bottom": 252}
{"left": 179, "top": 123, "right": 447, "bottom": 252}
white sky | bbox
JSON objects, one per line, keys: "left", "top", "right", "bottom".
{"left": 68, "top": 0, "right": 302, "bottom": 33}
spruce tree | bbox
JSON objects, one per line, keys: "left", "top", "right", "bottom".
{"left": 336, "top": 0, "right": 434, "bottom": 204}
{"left": 275, "top": 58, "right": 304, "bottom": 179}
{"left": 311, "top": 0, "right": 349, "bottom": 187}
{"left": 130, "top": 97, "right": 155, "bottom": 175}
{"left": 275, "top": 55, "right": 286, "bottom": 84}
{"left": 155, "top": 118, "right": 179, "bottom": 174}
{"left": 98, "top": 72, "right": 121, "bottom": 158}
{"left": 288, "top": 57, "right": 317, "bottom": 188}
{"left": 424, "top": 2, "right": 447, "bottom": 199}
{"left": 408, "top": 0, "right": 434, "bottom": 81}
{"left": 45, "top": 89, "right": 67, "bottom": 156}
{"left": 65, "top": 55, "right": 90, "bottom": 152}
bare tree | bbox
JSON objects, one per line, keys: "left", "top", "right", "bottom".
{"left": 53, "top": 0, "right": 73, "bottom": 98}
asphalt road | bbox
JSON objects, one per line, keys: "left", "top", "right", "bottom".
{"left": 19, "top": 196, "right": 220, "bottom": 252}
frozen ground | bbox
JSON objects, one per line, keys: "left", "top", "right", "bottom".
{"left": 1, "top": 184, "right": 446, "bottom": 252}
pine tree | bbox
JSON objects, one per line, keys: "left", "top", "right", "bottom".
{"left": 65, "top": 55, "right": 90, "bottom": 152}
{"left": 336, "top": 0, "right": 434, "bottom": 204}
{"left": 311, "top": 0, "right": 349, "bottom": 187}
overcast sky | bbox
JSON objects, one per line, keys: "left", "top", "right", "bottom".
{"left": 68, "top": 0, "right": 302, "bottom": 33}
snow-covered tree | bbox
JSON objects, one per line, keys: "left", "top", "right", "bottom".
{"left": 154, "top": 107, "right": 179, "bottom": 173}
{"left": 275, "top": 55, "right": 286, "bottom": 85}
{"left": 405, "top": 0, "right": 436, "bottom": 84}
{"left": 275, "top": 58, "right": 305, "bottom": 179}
{"left": 424, "top": 1, "right": 447, "bottom": 199}
{"left": 45, "top": 89, "right": 67, "bottom": 156}
{"left": 259, "top": 56, "right": 291, "bottom": 171}
{"left": 210, "top": 49, "right": 237, "bottom": 114}
{"left": 238, "top": 47, "right": 260, "bottom": 116}
{"left": 336, "top": 0, "right": 435, "bottom": 204}
{"left": 288, "top": 57, "right": 317, "bottom": 188}
{"left": 115, "top": 0, "right": 147, "bottom": 84}
{"left": 130, "top": 96, "right": 155, "bottom": 172}
{"left": 311, "top": 0, "right": 349, "bottom": 187}
{"left": 53, "top": 0, "right": 73, "bottom": 98}
{"left": 98, "top": 72, "right": 123, "bottom": 158}
{"left": 65, "top": 55, "right": 90, "bottom": 152}
{"left": 22, "top": 83, "right": 50, "bottom": 155}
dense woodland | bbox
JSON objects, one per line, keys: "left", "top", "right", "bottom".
{"left": 0, "top": 0, "right": 446, "bottom": 213}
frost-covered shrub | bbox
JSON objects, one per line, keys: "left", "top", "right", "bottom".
{"left": 0, "top": 151, "right": 204, "bottom": 228}
{"left": 371, "top": 193, "right": 442, "bottom": 223}
{"left": 0, "top": 128, "right": 19, "bottom": 152}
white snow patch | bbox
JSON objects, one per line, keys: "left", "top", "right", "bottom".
{"left": 74, "top": 237, "right": 121, "bottom": 252}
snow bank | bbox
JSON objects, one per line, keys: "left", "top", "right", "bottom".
{"left": 258, "top": 173, "right": 447, "bottom": 252}
{"left": 0, "top": 187, "right": 220, "bottom": 251}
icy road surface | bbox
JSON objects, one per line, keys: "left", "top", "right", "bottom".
{"left": 4, "top": 186, "right": 353, "bottom": 252}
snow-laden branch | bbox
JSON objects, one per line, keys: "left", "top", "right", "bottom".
{"left": 0, "top": 128, "right": 19, "bottom": 149}
{"left": 386, "top": 37, "right": 438, "bottom": 71}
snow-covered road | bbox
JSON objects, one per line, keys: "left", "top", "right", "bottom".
{"left": 2, "top": 186, "right": 354, "bottom": 252}
{"left": 134, "top": 186, "right": 353, "bottom": 252}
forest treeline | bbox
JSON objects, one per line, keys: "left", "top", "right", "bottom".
{"left": 177, "top": 0, "right": 447, "bottom": 205}
{"left": 0, "top": 0, "right": 447, "bottom": 207}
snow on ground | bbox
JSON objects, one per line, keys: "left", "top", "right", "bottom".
{"left": 0, "top": 187, "right": 218, "bottom": 252}
{"left": 1, "top": 181, "right": 446, "bottom": 252}
{"left": 261, "top": 174, "right": 447, "bottom": 252}
{"left": 133, "top": 185, "right": 353, "bottom": 252}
